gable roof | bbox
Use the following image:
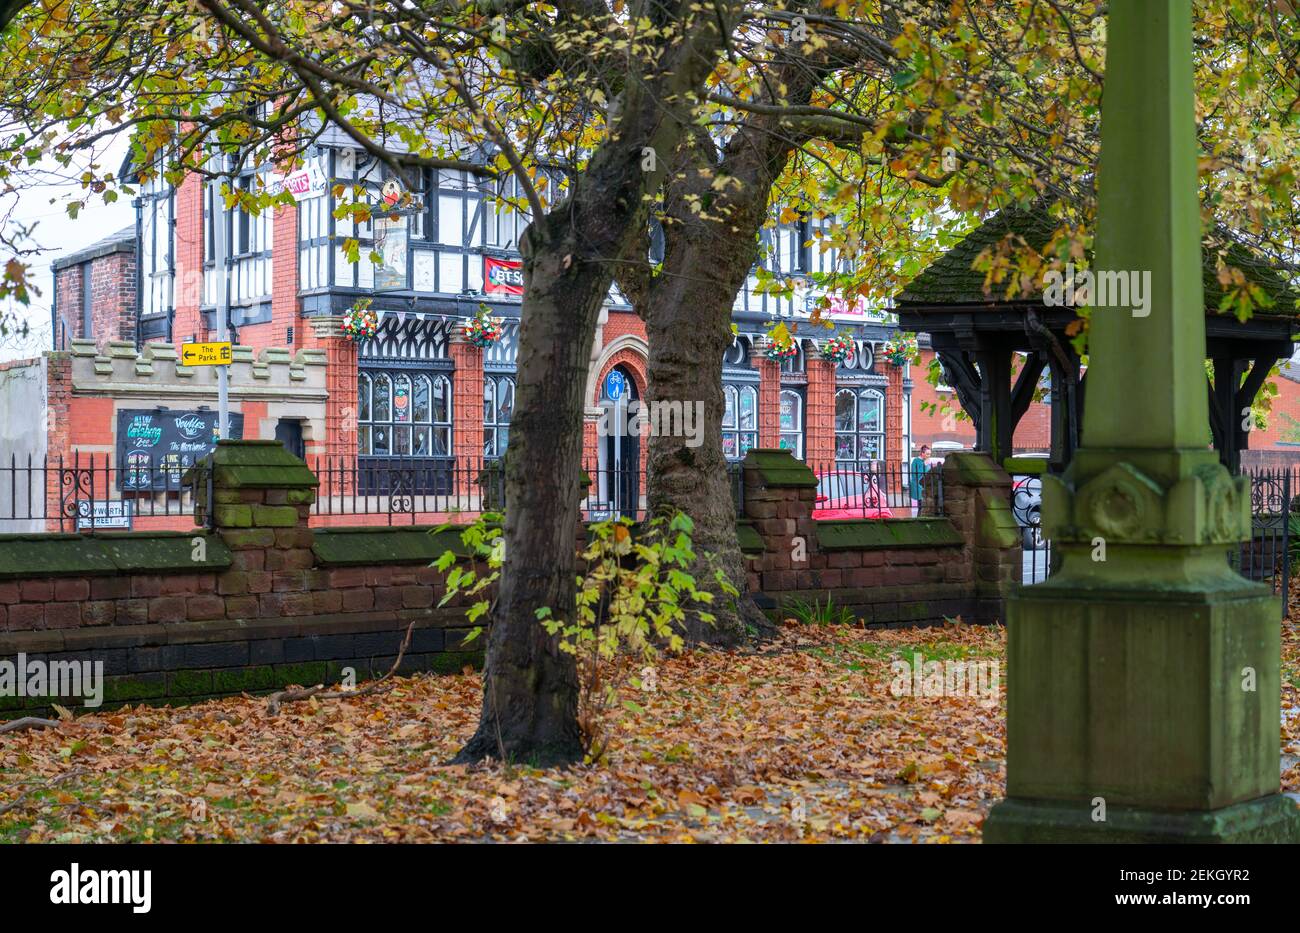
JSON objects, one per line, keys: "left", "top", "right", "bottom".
{"left": 896, "top": 206, "right": 1300, "bottom": 317}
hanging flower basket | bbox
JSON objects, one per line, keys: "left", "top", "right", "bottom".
{"left": 341, "top": 299, "right": 379, "bottom": 344}
{"left": 881, "top": 334, "right": 918, "bottom": 367}
{"left": 819, "top": 332, "right": 855, "bottom": 365}
{"left": 764, "top": 340, "right": 799, "bottom": 362}
{"left": 462, "top": 306, "right": 504, "bottom": 349}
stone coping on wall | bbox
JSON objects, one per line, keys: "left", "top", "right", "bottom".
{"left": 312, "top": 525, "right": 471, "bottom": 566}
{"left": 0, "top": 531, "right": 229, "bottom": 579}
{"left": 814, "top": 518, "right": 964, "bottom": 551}
{"left": 743, "top": 447, "right": 821, "bottom": 487}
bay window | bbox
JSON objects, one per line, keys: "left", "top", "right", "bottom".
{"left": 834, "top": 387, "right": 885, "bottom": 464}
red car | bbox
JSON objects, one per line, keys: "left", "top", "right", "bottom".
{"left": 813, "top": 471, "right": 894, "bottom": 520}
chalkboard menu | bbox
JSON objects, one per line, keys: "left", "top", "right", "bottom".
{"left": 115, "top": 409, "right": 244, "bottom": 490}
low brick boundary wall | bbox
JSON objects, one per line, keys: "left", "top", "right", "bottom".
{"left": 0, "top": 443, "right": 1017, "bottom": 716}
{"left": 0, "top": 442, "right": 484, "bottom": 716}
{"left": 738, "top": 449, "right": 1017, "bottom": 626}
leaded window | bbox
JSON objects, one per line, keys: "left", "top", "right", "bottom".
{"left": 723, "top": 384, "right": 758, "bottom": 461}
{"left": 484, "top": 375, "right": 514, "bottom": 459}
{"left": 834, "top": 387, "right": 885, "bottom": 463}
{"left": 357, "top": 370, "right": 452, "bottom": 457}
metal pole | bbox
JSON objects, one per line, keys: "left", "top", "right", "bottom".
{"left": 213, "top": 180, "right": 231, "bottom": 439}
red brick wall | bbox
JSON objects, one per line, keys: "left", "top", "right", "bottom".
{"left": 53, "top": 249, "right": 137, "bottom": 349}
{"left": 53, "top": 267, "right": 83, "bottom": 348}
{"left": 602, "top": 310, "right": 647, "bottom": 345}
{"left": 911, "top": 349, "right": 976, "bottom": 451}
{"left": 323, "top": 336, "right": 358, "bottom": 466}
{"left": 92, "top": 252, "right": 137, "bottom": 347}
{"left": 910, "top": 348, "right": 1051, "bottom": 455}
{"left": 43, "top": 355, "right": 71, "bottom": 529}
{"left": 273, "top": 202, "right": 300, "bottom": 349}
{"left": 1247, "top": 374, "right": 1300, "bottom": 451}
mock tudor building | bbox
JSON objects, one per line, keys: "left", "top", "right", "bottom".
{"left": 11, "top": 141, "right": 921, "bottom": 527}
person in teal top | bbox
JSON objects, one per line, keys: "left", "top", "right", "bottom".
{"left": 909, "top": 445, "right": 931, "bottom": 512}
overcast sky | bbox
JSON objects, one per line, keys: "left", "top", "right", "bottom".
{"left": 0, "top": 135, "right": 135, "bottom": 363}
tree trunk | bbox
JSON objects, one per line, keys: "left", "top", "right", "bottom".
{"left": 644, "top": 167, "right": 771, "bottom": 645}
{"left": 455, "top": 1, "right": 740, "bottom": 765}
{"left": 454, "top": 217, "right": 607, "bottom": 766}
{"left": 642, "top": 42, "right": 851, "bottom": 644}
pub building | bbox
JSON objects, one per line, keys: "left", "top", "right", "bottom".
{"left": 3, "top": 143, "right": 918, "bottom": 530}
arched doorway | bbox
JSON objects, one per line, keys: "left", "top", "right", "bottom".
{"left": 597, "top": 364, "right": 640, "bottom": 519}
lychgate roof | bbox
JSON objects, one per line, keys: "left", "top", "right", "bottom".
{"left": 896, "top": 205, "right": 1300, "bottom": 317}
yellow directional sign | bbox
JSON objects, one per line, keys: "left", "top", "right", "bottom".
{"left": 180, "top": 341, "right": 233, "bottom": 367}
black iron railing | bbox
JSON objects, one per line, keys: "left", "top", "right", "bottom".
{"left": 0, "top": 451, "right": 200, "bottom": 532}
{"left": 805, "top": 461, "right": 943, "bottom": 519}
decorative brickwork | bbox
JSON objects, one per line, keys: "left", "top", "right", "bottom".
{"left": 752, "top": 355, "right": 782, "bottom": 449}
{"left": 885, "top": 362, "right": 904, "bottom": 468}
{"left": 308, "top": 316, "right": 358, "bottom": 472}
{"left": 804, "top": 358, "right": 836, "bottom": 464}
{"left": 449, "top": 333, "right": 485, "bottom": 493}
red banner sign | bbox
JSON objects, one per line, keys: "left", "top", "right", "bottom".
{"left": 484, "top": 256, "right": 524, "bottom": 296}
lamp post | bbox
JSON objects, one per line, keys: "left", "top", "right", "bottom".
{"left": 984, "top": 2, "right": 1300, "bottom": 842}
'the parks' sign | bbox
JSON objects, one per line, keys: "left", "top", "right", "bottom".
{"left": 114, "top": 408, "right": 244, "bottom": 490}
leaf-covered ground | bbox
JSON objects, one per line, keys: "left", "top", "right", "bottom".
{"left": 3, "top": 616, "right": 1299, "bottom": 843}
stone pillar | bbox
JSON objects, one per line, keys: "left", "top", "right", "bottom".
{"left": 739, "top": 448, "right": 819, "bottom": 595}
{"left": 984, "top": 1, "right": 1300, "bottom": 843}
{"left": 804, "top": 357, "right": 836, "bottom": 466}
{"left": 448, "top": 332, "right": 485, "bottom": 496}
{"left": 189, "top": 440, "right": 321, "bottom": 621}
{"left": 937, "top": 453, "right": 1019, "bottom": 624}
{"left": 752, "top": 339, "right": 781, "bottom": 450}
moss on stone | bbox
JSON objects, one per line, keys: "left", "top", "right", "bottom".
{"left": 742, "top": 448, "right": 818, "bottom": 488}
{"left": 427, "top": 651, "right": 484, "bottom": 674}
{"left": 735, "top": 522, "right": 765, "bottom": 555}
{"left": 816, "top": 518, "right": 964, "bottom": 550}
{"left": 312, "top": 526, "right": 474, "bottom": 566}
{"left": 211, "top": 665, "right": 281, "bottom": 694}
{"left": 945, "top": 452, "right": 1010, "bottom": 485}
{"left": 0, "top": 532, "right": 230, "bottom": 579}
{"left": 185, "top": 439, "right": 318, "bottom": 490}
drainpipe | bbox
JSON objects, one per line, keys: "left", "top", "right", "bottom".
{"left": 133, "top": 195, "right": 143, "bottom": 351}
{"left": 50, "top": 264, "right": 58, "bottom": 351}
